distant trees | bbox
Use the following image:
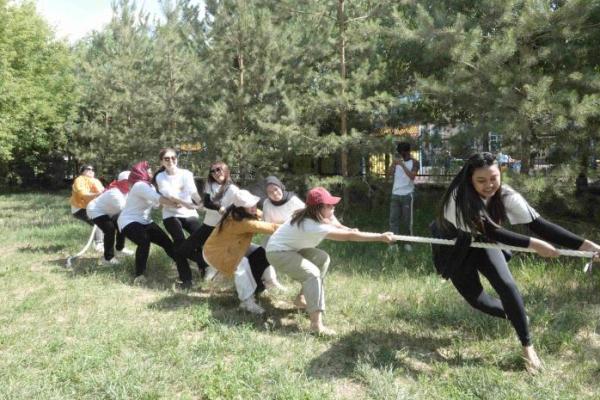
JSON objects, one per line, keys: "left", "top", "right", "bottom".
{"left": 404, "top": 0, "right": 600, "bottom": 173}
{"left": 1, "top": 0, "right": 600, "bottom": 186}
{"left": 0, "top": 0, "right": 77, "bottom": 186}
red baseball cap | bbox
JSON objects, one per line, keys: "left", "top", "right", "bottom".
{"left": 306, "top": 187, "right": 341, "bottom": 206}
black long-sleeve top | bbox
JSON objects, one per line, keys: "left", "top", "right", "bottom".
{"left": 483, "top": 217, "right": 584, "bottom": 250}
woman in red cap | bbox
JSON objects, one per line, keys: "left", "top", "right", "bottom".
{"left": 266, "top": 187, "right": 395, "bottom": 335}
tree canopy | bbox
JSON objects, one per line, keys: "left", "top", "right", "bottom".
{"left": 1, "top": 0, "right": 600, "bottom": 186}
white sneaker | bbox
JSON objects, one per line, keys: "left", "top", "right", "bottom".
{"left": 101, "top": 257, "right": 120, "bottom": 266}
{"left": 204, "top": 266, "right": 219, "bottom": 282}
{"left": 94, "top": 242, "right": 104, "bottom": 252}
{"left": 404, "top": 244, "right": 413, "bottom": 252}
{"left": 116, "top": 248, "right": 134, "bottom": 256}
{"left": 264, "top": 279, "right": 288, "bottom": 292}
{"left": 133, "top": 275, "right": 147, "bottom": 286}
{"left": 239, "top": 298, "right": 265, "bottom": 315}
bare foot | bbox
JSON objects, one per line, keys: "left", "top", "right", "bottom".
{"left": 522, "top": 345, "right": 542, "bottom": 374}
{"left": 310, "top": 325, "right": 337, "bottom": 337}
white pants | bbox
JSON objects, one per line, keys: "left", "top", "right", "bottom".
{"left": 234, "top": 257, "right": 257, "bottom": 301}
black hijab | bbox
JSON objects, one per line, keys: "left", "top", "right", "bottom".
{"left": 265, "top": 176, "right": 294, "bottom": 206}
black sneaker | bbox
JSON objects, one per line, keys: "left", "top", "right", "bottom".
{"left": 173, "top": 280, "right": 194, "bottom": 292}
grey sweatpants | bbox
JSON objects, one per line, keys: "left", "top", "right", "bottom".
{"left": 389, "top": 193, "right": 414, "bottom": 236}
{"left": 266, "top": 248, "right": 330, "bottom": 314}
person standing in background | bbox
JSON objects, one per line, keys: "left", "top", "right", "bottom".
{"left": 388, "top": 142, "right": 419, "bottom": 251}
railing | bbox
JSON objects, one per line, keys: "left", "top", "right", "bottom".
{"left": 414, "top": 174, "right": 454, "bottom": 186}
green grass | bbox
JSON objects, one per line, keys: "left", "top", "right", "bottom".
{"left": 1, "top": 190, "right": 600, "bottom": 399}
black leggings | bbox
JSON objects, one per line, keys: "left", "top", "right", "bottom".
{"left": 92, "top": 215, "right": 125, "bottom": 261}
{"left": 176, "top": 223, "right": 214, "bottom": 271}
{"left": 72, "top": 208, "right": 94, "bottom": 225}
{"left": 122, "top": 222, "right": 189, "bottom": 277}
{"left": 450, "top": 248, "right": 531, "bottom": 346}
{"left": 163, "top": 216, "right": 204, "bottom": 282}
{"left": 248, "top": 246, "right": 269, "bottom": 294}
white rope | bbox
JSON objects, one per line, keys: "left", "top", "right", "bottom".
{"left": 391, "top": 234, "right": 596, "bottom": 259}
{"left": 66, "top": 225, "right": 97, "bottom": 268}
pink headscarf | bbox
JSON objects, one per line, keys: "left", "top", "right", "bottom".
{"left": 128, "top": 161, "right": 152, "bottom": 186}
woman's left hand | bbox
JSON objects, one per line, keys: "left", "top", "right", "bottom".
{"left": 579, "top": 240, "right": 600, "bottom": 260}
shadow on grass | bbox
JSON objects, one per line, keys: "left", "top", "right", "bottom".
{"left": 51, "top": 253, "right": 187, "bottom": 292}
{"left": 147, "top": 288, "right": 304, "bottom": 336}
{"left": 306, "top": 329, "right": 492, "bottom": 380}
{"left": 18, "top": 244, "right": 67, "bottom": 254}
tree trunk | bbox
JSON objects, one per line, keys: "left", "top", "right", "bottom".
{"left": 238, "top": 51, "right": 244, "bottom": 128}
{"left": 338, "top": 0, "right": 348, "bottom": 178}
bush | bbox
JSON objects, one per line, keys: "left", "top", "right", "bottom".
{"left": 504, "top": 165, "right": 600, "bottom": 223}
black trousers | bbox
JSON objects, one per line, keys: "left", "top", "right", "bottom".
{"left": 122, "top": 222, "right": 189, "bottom": 277}
{"left": 177, "top": 223, "right": 215, "bottom": 271}
{"left": 72, "top": 208, "right": 94, "bottom": 226}
{"left": 92, "top": 214, "right": 125, "bottom": 261}
{"left": 247, "top": 246, "right": 269, "bottom": 294}
{"left": 450, "top": 248, "right": 531, "bottom": 346}
{"left": 163, "top": 216, "right": 204, "bottom": 282}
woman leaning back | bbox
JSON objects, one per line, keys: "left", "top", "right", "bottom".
{"left": 430, "top": 152, "right": 600, "bottom": 372}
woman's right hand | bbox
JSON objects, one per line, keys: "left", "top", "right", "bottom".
{"left": 529, "top": 238, "right": 560, "bottom": 258}
{"left": 380, "top": 232, "right": 395, "bottom": 244}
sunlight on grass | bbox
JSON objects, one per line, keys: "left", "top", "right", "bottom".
{"left": 1, "top": 191, "right": 599, "bottom": 399}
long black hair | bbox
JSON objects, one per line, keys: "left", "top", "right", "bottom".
{"left": 438, "top": 152, "right": 507, "bottom": 233}
{"left": 217, "top": 204, "right": 257, "bottom": 232}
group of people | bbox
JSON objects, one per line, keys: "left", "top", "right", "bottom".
{"left": 70, "top": 145, "right": 600, "bottom": 371}
{"left": 70, "top": 148, "right": 394, "bottom": 335}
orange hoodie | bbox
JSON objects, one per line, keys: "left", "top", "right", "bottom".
{"left": 204, "top": 216, "right": 278, "bottom": 277}
{"left": 70, "top": 175, "right": 104, "bottom": 209}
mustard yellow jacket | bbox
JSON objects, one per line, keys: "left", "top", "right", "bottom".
{"left": 70, "top": 176, "right": 104, "bottom": 209}
{"left": 204, "top": 217, "right": 279, "bottom": 277}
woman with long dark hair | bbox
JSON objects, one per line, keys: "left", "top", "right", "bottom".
{"left": 203, "top": 190, "right": 280, "bottom": 314}
{"left": 431, "top": 152, "right": 600, "bottom": 372}
{"left": 177, "top": 161, "right": 239, "bottom": 281}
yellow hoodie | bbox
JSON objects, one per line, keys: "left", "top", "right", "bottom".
{"left": 204, "top": 216, "right": 278, "bottom": 277}
{"left": 70, "top": 175, "right": 104, "bottom": 209}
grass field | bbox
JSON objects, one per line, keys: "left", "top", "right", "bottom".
{"left": 1, "top": 190, "right": 599, "bottom": 399}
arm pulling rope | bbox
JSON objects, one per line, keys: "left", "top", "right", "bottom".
{"left": 391, "top": 234, "right": 596, "bottom": 259}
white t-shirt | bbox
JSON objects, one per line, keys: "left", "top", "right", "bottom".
{"left": 392, "top": 159, "right": 415, "bottom": 196}
{"left": 443, "top": 185, "right": 539, "bottom": 232}
{"left": 266, "top": 218, "right": 337, "bottom": 252}
{"left": 262, "top": 196, "right": 305, "bottom": 224}
{"left": 155, "top": 168, "right": 199, "bottom": 219}
{"left": 202, "top": 182, "right": 239, "bottom": 226}
{"left": 117, "top": 182, "right": 161, "bottom": 231}
{"left": 86, "top": 188, "right": 127, "bottom": 220}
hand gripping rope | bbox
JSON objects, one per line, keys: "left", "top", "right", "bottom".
{"left": 391, "top": 234, "right": 597, "bottom": 274}
{"left": 65, "top": 225, "right": 97, "bottom": 268}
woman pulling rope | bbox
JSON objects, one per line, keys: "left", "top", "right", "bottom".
{"left": 428, "top": 152, "right": 600, "bottom": 372}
